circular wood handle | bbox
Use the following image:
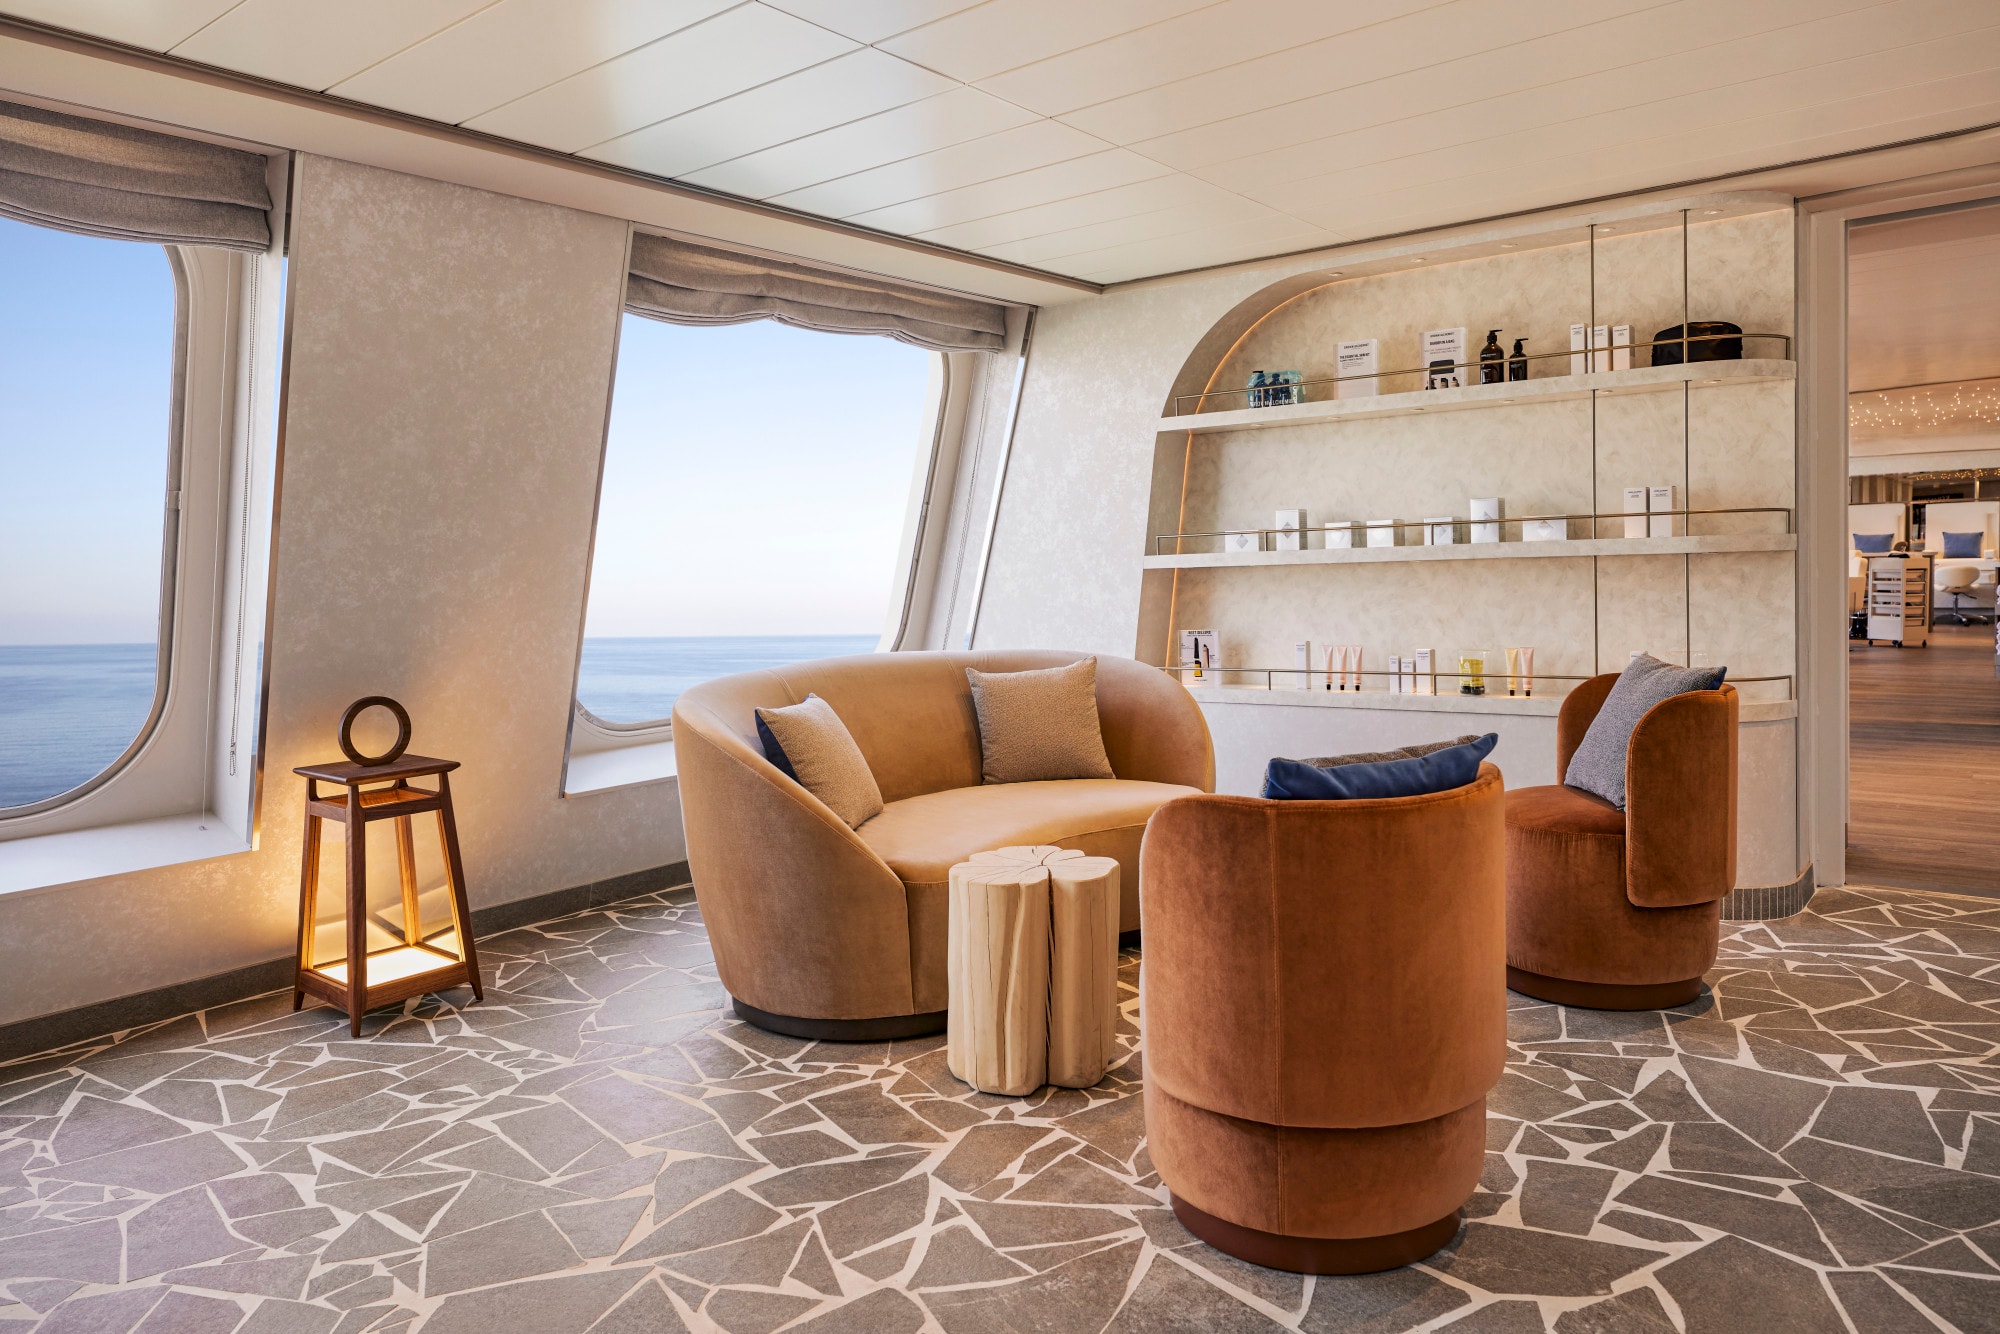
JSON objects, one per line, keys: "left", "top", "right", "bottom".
{"left": 337, "top": 696, "right": 412, "bottom": 767}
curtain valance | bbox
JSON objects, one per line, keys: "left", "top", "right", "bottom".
{"left": 626, "top": 231, "right": 1007, "bottom": 353}
{"left": 0, "top": 99, "right": 274, "bottom": 251}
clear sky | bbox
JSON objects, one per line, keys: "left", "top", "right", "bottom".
{"left": 583, "top": 314, "right": 935, "bottom": 639}
{"left": 0, "top": 217, "right": 177, "bottom": 645}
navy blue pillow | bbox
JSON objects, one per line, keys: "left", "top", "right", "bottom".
{"left": 1942, "top": 530, "right": 1984, "bottom": 558}
{"left": 1262, "top": 734, "right": 1498, "bottom": 801}
{"left": 755, "top": 714, "right": 801, "bottom": 782}
{"left": 1853, "top": 533, "right": 1894, "bottom": 554}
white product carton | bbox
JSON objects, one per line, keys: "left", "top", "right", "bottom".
{"left": 1612, "top": 323, "right": 1633, "bottom": 372}
{"left": 1335, "top": 340, "right": 1379, "bottom": 398}
{"left": 1593, "top": 324, "right": 1612, "bottom": 374}
{"left": 1523, "top": 518, "right": 1567, "bottom": 542}
{"left": 1414, "top": 648, "right": 1435, "bottom": 695}
{"left": 1388, "top": 654, "right": 1405, "bottom": 694}
{"left": 1179, "top": 629, "right": 1219, "bottom": 683}
{"left": 1275, "top": 508, "right": 1308, "bottom": 552}
{"left": 1623, "top": 486, "right": 1650, "bottom": 539}
{"left": 1470, "top": 497, "right": 1503, "bottom": 544}
{"left": 1294, "top": 641, "right": 1313, "bottom": 689}
{"left": 1365, "top": 519, "right": 1397, "bottom": 548}
{"left": 1425, "top": 517, "right": 1455, "bottom": 545}
{"left": 1649, "top": 484, "right": 1677, "bottom": 538}
{"left": 1323, "top": 521, "right": 1355, "bottom": 550}
{"left": 1224, "top": 531, "right": 1262, "bottom": 554}
{"left": 1421, "top": 328, "right": 1466, "bottom": 388}
{"left": 1570, "top": 323, "right": 1589, "bottom": 375}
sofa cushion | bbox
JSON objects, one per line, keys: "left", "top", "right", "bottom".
{"left": 1564, "top": 654, "right": 1725, "bottom": 809}
{"left": 1262, "top": 734, "right": 1497, "bottom": 801}
{"left": 965, "top": 657, "right": 1116, "bottom": 784}
{"left": 753, "top": 694, "right": 883, "bottom": 829}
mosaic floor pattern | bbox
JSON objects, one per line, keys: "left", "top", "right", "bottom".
{"left": 1, "top": 883, "right": 1998, "bottom": 1333}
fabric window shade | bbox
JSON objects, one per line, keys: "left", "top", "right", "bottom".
{"left": 0, "top": 99, "right": 273, "bottom": 251}
{"left": 626, "top": 231, "right": 1007, "bottom": 352}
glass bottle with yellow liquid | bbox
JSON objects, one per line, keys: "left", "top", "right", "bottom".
{"left": 1457, "top": 649, "right": 1491, "bottom": 696}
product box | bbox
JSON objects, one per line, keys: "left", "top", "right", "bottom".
{"left": 1323, "top": 521, "right": 1355, "bottom": 549}
{"left": 1623, "top": 486, "right": 1650, "bottom": 539}
{"left": 1593, "top": 324, "right": 1612, "bottom": 374}
{"left": 1388, "top": 654, "right": 1405, "bottom": 694}
{"left": 1425, "top": 517, "right": 1455, "bottom": 546}
{"left": 1414, "top": 648, "right": 1435, "bottom": 695}
{"left": 1523, "top": 518, "right": 1566, "bottom": 542}
{"left": 1470, "top": 496, "right": 1503, "bottom": 543}
{"left": 1421, "top": 328, "right": 1466, "bottom": 389}
{"left": 1335, "top": 340, "right": 1379, "bottom": 398}
{"left": 1612, "top": 323, "right": 1633, "bottom": 372}
{"left": 1649, "top": 484, "right": 1677, "bottom": 538}
{"left": 1224, "top": 531, "right": 1262, "bottom": 554}
{"left": 1570, "top": 323, "right": 1589, "bottom": 375}
{"left": 1294, "top": 641, "right": 1314, "bottom": 689}
{"left": 1365, "top": 519, "right": 1397, "bottom": 548}
{"left": 1275, "top": 508, "right": 1308, "bottom": 552}
{"left": 1179, "top": 629, "right": 1219, "bottom": 682}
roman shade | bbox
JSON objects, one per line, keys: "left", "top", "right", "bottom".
{"left": 0, "top": 98, "right": 273, "bottom": 251}
{"left": 626, "top": 231, "right": 1008, "bottom": 352}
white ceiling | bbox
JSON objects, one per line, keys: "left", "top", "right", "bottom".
{"left": 8, "top": 0, "right": 2000, "bottom": 284}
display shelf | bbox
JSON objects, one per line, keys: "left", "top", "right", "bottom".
{"left": 1144, "top": 532, "right": 1797, "bottom": 570}
{"left": 1182, "top": 684, "right": 1797, "bottom": 723}
{"left": 1157, "top": 358, "right": 1794, "bottom": 436}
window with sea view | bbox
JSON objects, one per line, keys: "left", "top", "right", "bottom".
{"left": 0, "top": 219, "right": 178, "bottom": 811}
{"left": 576, "top": 316, "right": 935, "bottom": 724}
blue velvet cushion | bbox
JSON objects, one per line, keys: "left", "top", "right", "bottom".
{"left": 1262, "top": 733, "right": 1497, "bottom": 801}
{"left": 1942, "top": 530, "right": 1984, "bottom": 558}
{"left": 1853, "top": 533, "right": 1894, "bottom": 554}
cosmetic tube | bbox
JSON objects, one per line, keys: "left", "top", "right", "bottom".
{"left": 1521, "top": 647, "right": 1535, "bottom": 696}
{"left": 1325, "top": 645, "right": 1337, "bottom": 690}
{"left": 1505, "top": 647, "right": 1520, "bottom": 696}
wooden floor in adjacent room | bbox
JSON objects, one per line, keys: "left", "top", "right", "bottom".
{"left": 1848, "top": 619, "right": 2000, "bottom": 897}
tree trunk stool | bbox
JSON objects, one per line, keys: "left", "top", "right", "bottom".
{"left": 948, "top": 846, "right": 1122, "bottom": 1095}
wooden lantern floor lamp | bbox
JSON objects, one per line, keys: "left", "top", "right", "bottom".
{"left": 293, "top": 696, "right": 483, "bottom": 1036}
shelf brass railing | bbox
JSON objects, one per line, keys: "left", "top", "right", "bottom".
{"left": 1150, "top": 506, "right": 1794, "bottom": 555}
{"left": 1160, "top": 664, "right": 1795, "bottom": 699}
{"left": 1171, "top": 331, "right": 1792, "bottom": 414}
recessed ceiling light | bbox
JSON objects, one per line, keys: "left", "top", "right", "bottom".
{"left": 1500, "top": 242, "right": 1517, "bottom": 249}
{"left": 1501, "top": 398, "right": 1515, "bottom": 403}
{"left": 1327, "top": 270, "right": 1344, "bottom": 277}
{"left": 1413, "top": 406, "right": 1426, "bottom": 412}
{"left": 1411, "top": 257, "right": 1428, "bottom": 263}
{"left": 1704, "top": 209, "right": 1722, "bottom": 216}
{"left": 1598, "top": 225, "right": 1615, "bottom": 233}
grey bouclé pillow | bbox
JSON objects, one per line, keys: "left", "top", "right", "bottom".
{"left": 965, "top": 658, "right": 1116, "bottom": 784}
{"left": 754, "top": 694, "right": 884, "bottom": 828}
{"left": 1565, "top": 655, "right": 1726, "bottom": 809}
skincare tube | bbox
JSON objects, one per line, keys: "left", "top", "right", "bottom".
{"left": 1324, "top": 645, "right": 1337, "bottom": 690}
{"left": 1521, "top": 647, "right": 1535, "bottom": 696}
{"left": 1505, "top": 647, "right": 1521, "bottom": 696}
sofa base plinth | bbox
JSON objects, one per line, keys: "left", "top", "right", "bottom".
{"left": 1170, "top": 1194, "right": 1463, "bottom": 1275}
{"left": 1506, "top": 966, "right": 1703, "bottom": 1011}
{"left": 731, "top": 998, "right": 947, "bottom": 1041}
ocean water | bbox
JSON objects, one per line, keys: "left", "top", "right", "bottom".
{"left": 0, "top": 636, "right": 874, "bottom": 809}
{"left": 576, "top": 634, "right": 878, "bottom": 723}
{"left": 0, "top": 644, "right": 158, "bottom": 809}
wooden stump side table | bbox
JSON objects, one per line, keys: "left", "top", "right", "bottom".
{"left": 293, "top": 754, "right": 483, "bottom": 1036}
{"left": 948, "top": 845, "right": 1122, "bottom": 1096}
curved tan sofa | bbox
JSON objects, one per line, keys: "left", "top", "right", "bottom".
{"left": 672, "top": 651, "right": 1214, "bottom": 1040}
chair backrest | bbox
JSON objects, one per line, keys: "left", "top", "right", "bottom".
{"left": 1556, "top": 675, "right": 1738, "bottom": 908}
{"left": 1939, "top": 566, "right": 1979, "bottom": 593}
{"left": 673, "top": 650, "right": 1214, "bottom": 804}
{"left": 1139, "top": 767, "right": 1506, "bottom": 1132}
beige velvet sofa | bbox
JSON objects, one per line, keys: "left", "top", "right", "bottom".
{"left": 672, "top": 651, "right": 1214, "bottom": 1040}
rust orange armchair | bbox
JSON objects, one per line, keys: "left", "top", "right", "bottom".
{"left": 1505, "top": 675, "right": 1738, "bottom": 1010}
{"left": 1139, "top": 767, "right": 1507, "bottom": 1273}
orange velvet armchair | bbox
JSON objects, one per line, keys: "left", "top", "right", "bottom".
{"left": 1505, "top": 675, "right": 1738, "bottom": 1010}
{"left": 1139, "top": 768, "right": 1507, "bottom": 1274}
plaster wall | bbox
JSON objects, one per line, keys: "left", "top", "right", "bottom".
{"left": 0, "top": 156, "right": 685, "bottom": 1026}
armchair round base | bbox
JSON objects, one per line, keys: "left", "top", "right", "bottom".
{"left": 1506, "top": 966, "right": 1703, "bottom": 1011}
{"left": 1170, "top": 1194, "right": 1463, "bottom": 1275}
{"left": 731, "top": 998, "right": 947, "bottom": 1041}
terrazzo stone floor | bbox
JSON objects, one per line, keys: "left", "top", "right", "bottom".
{"left": 2, "top": 882, "right": 1998, "bottom": 1333}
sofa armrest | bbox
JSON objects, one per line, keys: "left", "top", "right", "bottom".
{"left": 1094, "top": 656, "right": 1216, "bottom": 792}
{"left": 1624, "top": 685, "right": 1738, "bottom": 908}
{"left": 1555, "top": 673, "right": 1618, "bottom": 784}
{"left": 672, "top": 701, "right": 921, "bottom": 1020}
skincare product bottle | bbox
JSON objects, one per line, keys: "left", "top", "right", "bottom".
{"left": 1592, "top": 324, "right": 1612, "bottom": 374}
{"left": 1415, "top": 648, "right": 1435, "bottom": 695}
{"left": 1612, "top": 324, "right": 1633, "bottom": 372}
{"left": 1623, "top": 486, "right": 1649, "bottom": 539}
{"left": 1479, "top": 330, "right": 1504, "bottom": 384}
{"left": 1505, "top": 647, "right": 1522, "bottom": 696}
{"left": 1509, "top": 338, "right": 1528, "bottom": 381}
{"left": 1521, "top": 646, "right": 1535, "bottom": 695}
{"left": 1457, "top": 649, "right": 1489, "bottom": 696}
{"left": 1570, "top": 324, "right": 1589, "bottom": 375}
{"left": 1349, "top": 646, "right": 1364, "bottom": 691}
{"left": 1649, "top": 484, "right": 1677, "bottom": 538}
{"left": 1294, "top": 641, "right": 1313, "bottom": 689}
{"left": 1324, "top": 645, "right": 1338, "bottom": 690}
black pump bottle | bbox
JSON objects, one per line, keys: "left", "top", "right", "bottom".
{"left": 1508, "top": 337, "right": 1528, "bottom": 381}
{"left": 1479, "top": 329, "right": 1505, "bottom": 384}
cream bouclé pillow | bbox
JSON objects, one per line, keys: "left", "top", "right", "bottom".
{"left": 754, "top": 694, "right": 883, "bottom": 828}
{"left": 965, "top": 657, "right": 1116, "bottom": 785}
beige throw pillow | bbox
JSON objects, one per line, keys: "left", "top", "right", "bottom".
{"left": 754, "top": 694, "right": 883, "bottom": 828}
{"left": 965, "top": 658, "right": 1116, "bottom": 785}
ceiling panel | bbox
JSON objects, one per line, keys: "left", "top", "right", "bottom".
{"left": 676, "top": 86, "right": 1038, "bottom": 199}
{"left": 766, "top": 118, "right": 1111, "bottom": 218}
{"left": 583, "top": 48, "right": 953, "bottom": 178}
{"left": 170, "top": 0, "right": 495, "bottom": 92}
{"left": 0, "top": 0, "right": 235, "bottom": 49}
{"left": 329, "top": 0, "right": 739, "bottom": 126}
{"left": 875, "top": 0, "right": 1219, "bottom": 85}
{"left": 463, "top": 4, "right": 855, "bottom": 152}
{"left": 7, "top": 0, "right": 2000, "bottom": 284}
{"left": 1851, "top": 204, "right": 2000, "bottom": 393}
{"left": 757, "top": 0, "right": 987, "bottom": 44}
